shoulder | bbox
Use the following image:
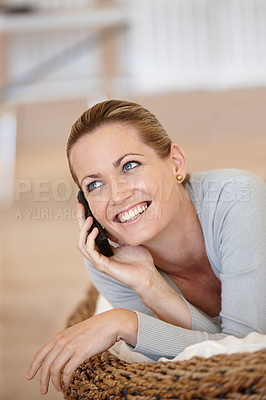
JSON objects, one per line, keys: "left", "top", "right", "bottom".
{"left": 186, "top": 169, "right": 266, "bottom": 275}
{"left": 186, "top": 168, "right": 266, "bottom": 207}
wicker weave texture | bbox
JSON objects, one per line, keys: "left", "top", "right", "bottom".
{"left": 62, "top": 285, "right": 266, "bottom": 400}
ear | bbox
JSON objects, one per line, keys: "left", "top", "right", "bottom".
{"left": 169, "top": 143, "right": 186, "bottom": 182}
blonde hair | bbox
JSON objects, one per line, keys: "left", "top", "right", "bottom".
{"left": 67, "top": 99, "right": 172, "bottom": 186}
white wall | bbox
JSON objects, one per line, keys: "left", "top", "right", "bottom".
{"left": 127, "top": 0, "right": 266, "bottom": 92}
{"left": 1, "top": 0, "right": 266, "bottom": 105}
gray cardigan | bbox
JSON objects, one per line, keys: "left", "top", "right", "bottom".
{"left": 85, "top": 169, "right": 266, "bottom": 360}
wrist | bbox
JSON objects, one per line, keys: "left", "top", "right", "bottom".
{"left": 112, "top": 308, "right": 138, "bottom": 347}
{"left": 139, "top": 271, "right": 166, "bottom": 307}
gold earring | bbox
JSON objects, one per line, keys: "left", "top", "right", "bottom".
{"left": 176, "top": 174, "right": 183, "bottom": 182}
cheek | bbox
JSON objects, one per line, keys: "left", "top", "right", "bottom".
{"left": 150, "top": 173, "right": 176, "bottom": 204}
{"left": 89, "top": 198, "right": 107, "bottom": 223}
{"left": 134, "top": 171, "right": 164, "bottom": 196}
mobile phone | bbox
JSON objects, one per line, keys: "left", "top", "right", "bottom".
{"left": 77, "top": 190, "right": 113, "bottom": 257}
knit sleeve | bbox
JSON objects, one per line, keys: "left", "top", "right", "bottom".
{"left": 132, "top": 312, "right": 226, "bottom": 360}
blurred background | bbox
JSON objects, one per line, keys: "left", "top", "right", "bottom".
{"left": 1, "top": 0, "right": 266, "bottom": 399}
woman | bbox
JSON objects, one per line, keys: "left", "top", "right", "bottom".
{"left": 27, "top": 100, "right": 266, "bottom": 395}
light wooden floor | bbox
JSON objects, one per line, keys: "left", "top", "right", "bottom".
{"left": 1, "top": 92, "right": 266, "bottom": 400}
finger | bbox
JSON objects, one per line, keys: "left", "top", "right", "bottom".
{"left": 77, "top": 223, "right": 97, "bottom": 263}
{"left": 84, "top": 226, "right": 103, "bottom": 263}
{"left": 26, "top": 340, "right": 56, "bottom": 381}
{"left": 85, "top": 226, "right": 98, "bottom": 253}
{"left": 78, "top": 223, "right": 110, "bottom": 273}
{"left": 49, "top": 348, "right": 73, "bottom": 392}
{"left": 51, "top": 358, "right": 69, "bottom": 392}
{"left": 49, "top": 345, "right": 78, "bottom": 389}
{"left": 39, "top": 340, "right": 69, "bottom": 394}
{"left": 62, "top": 352, "right": 89, "bottom": 387}
{"left": 39, "top": 366, "right": 50, "bottom": 395}
{"left": 76, "top": 203, "right": 85, "bottom": 229}
{"left": 86, "top": 228, "right": 112, "bottom": 273}
{"left": 77, "top": 216, "right": 93, "bottom": 254}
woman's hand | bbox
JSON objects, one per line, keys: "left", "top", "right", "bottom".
{"left": 77, "top": 203, "right": 159, "bottom": 297}
{"left": 26, "top": 308, "right": 137, "bottom": 395}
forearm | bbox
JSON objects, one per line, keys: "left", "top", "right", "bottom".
{"left": 138, "top": 272, "right": 192, "bottom": 329}
{"left": 86, "top": 259, "right": 220, "bottom": 337}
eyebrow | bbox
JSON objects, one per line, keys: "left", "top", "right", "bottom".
{"left": 112, "top": 152, "right": 143, "bottom": 168}
{"left": 80, "top": 152, "right": 143, "bottom": 186}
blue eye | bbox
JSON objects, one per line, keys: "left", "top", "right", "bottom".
{"left": 123, "top": 161, "right": 140, "bottom": 172}
{"left": 87, "top": 181, "right": 102, "bottom": 192}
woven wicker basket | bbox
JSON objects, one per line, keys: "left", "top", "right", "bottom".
{"left": 62, "top": 285, "right": 266, "bottom": 399}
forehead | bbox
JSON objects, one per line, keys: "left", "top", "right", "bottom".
{"left": 70, "top": 123, "right": 157, "bottom": 178}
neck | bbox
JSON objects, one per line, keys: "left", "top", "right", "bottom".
{"left": 144, "top": 187, "right": 206, "bottom": 277}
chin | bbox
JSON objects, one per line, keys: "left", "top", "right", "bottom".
{"left": 116, "top": 225, "right": 158, "bottom": 247}
{"left": 122, "top": 237, "right": 144, "bottom": 247}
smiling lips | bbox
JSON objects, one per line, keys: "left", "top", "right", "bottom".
{"left": 116, "top": 201, "right": 151, "bottom": 223}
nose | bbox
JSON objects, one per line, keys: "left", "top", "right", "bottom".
{"left": 109, "top": 179, "right": 134, "bottom": 206}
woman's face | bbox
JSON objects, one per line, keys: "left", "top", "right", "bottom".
{"left": 70, "top": 123, "right": 185, "bottom": 246}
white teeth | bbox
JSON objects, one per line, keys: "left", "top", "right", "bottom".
{"left": 119, "top": 204, "right": 148, "bottom": 223}
{"left": 129, "top": 209, "right": 135, "bottom": 218}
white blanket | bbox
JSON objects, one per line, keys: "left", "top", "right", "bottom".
{"left": 95, "top": 294, "right": 266, "bottom": 364}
